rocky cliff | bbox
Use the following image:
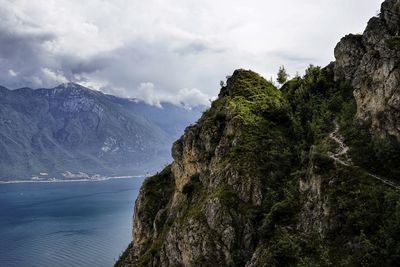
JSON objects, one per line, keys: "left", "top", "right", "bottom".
{"left": 117, "top": 1, "right": 400, "bottom": 266}
{"left": 334, "top": 0, "right": 400, "bottom": 139}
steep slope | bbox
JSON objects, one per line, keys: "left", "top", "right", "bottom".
{"left": 334, "top": 0, "right": 400, "bottom": 140}
{"left": 118, "top": 1, "right": 400, "bottom": 266}
{"left": 104, "top": 95, "right": 204, "bottom": 140}
{"left": 118, "top": 69, "right": 298, "bottom": 266}
{"left": 0, "top": 83, "right": 202, "bottom": 180}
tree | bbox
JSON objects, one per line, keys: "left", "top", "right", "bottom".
{"left": 277, "top": 65, "right": 289, "bottom": 85}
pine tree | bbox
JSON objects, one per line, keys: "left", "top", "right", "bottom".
{"left": 277, "top": 65, "right": 289, "bottom": 84}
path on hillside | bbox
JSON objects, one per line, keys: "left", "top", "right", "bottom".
{"left": 328, "top": 121, "right": 352, "bottom": 166}
{"left": 328, "top": 120, "right": 399, "bottom": 190}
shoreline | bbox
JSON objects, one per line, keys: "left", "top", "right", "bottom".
{"left": 0, "top": 175, "right": 144, "bottom": 185}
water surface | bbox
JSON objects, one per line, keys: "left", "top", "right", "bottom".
{"left": 0, "top": 178, "right": 144, "bottom": 267}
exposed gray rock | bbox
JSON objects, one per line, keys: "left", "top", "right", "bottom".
{"left": 334, "top": 0, "right": 400, "bottom": 139}
{"left": 334, "top": 34, "right": 365, "bottom": 81}
{"left": 119, "top": 69, "right": 286, "bottom": 266}
{"left": 381, "top": 0, "right": 400, "bottom": 35}
{"left": 117, "top": 1, "right": 400, "bottom": 266}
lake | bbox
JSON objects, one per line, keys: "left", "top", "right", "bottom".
{"left": 0, "top": 177, "right": 144, "bottom": 267}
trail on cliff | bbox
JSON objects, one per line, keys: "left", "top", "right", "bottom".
{"left": 329, "top": 121, "right": 399, "bottom": 190}
{"left": 328, "top": 120, "right": 352, "bottom": 166}
{"left": 117, "top": 1, "right": 400, "bottom": 263}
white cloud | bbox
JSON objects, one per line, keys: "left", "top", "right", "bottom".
{"left": 0, "top": 0, "right": 383, "bottom": 106}
{"left": 8, "top": 69, "right": 17, "bottom": 77}
{"left": 171, "top": 88, "right": 211, "bottom": 107}
{"left": 41, "top": 68, "right": 68, "bottom": 85}
{"left": 171, "top": 88, "right": 211, "bottom": 106}
{"left": 135, "top": 82, "right": 211, "bottom": 108}
{"left": 137, "top": 82, "right": 162, "bottom": 108}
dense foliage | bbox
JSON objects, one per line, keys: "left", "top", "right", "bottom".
{"left": 115, "top": 166, "right": 175, "bottom": 267}
{"left": 276, "top": 65, "right": 400, "bottom": 266}
{"left": 117, "top": 67, "right": 400, "bottom": 267}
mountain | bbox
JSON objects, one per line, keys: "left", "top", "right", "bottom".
{"left": 0, "top": 83, "right": 203, "bottom": 181}
{"left": 117, "top": 1, "right": 400, "bottom": 266}
{"left": 103, "top": 95, "right": 205, "bottom": 140}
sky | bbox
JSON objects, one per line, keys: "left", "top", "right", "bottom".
{"left": 0, "top": 0, "right": 383, "bottom": 107}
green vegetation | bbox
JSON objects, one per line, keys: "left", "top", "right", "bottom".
{"left": 136, "top": 166, "right": 176, "bottom": 265}
{"left": 115, "top": 243, "right": 134, "bottom": 267}
{"left": 193, "top": 67, "right": 399, "bottom": 265}
{"left": 282, "top": 65, "right": 353, "bottom": 144}
{"left": 139, "top": 165, "right": 175, "bottom": 219}
{"left": 221, "top": 69, "right": 280, "bottom": 98}
{"left": 275, "top": 65, "right": 400, "bottom": 266}
{"left": 281, "top": 64, "right": 400, "bottom": 180}
{"left": 115, "top": 166, "right": 175, "bottom": 266}
{"left": 385, "top": 36, "right": 400, "bottom": 50}
{"left": 277, "top": 65, "right": 289, "bottom": 84}
{"left": 120, "top": 67, "right": 400, "bottom": 267}
{"left": 299, "top": 154, "right": 400, "bottom": 266}
{"left": 341, "top": 118, "right": 400, "bottom": 180}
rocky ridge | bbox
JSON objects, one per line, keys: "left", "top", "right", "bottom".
{"left": 334, "top": 0, "right": 400, "bottom": 139}
{"left": 117, "top": 1, "right": 400, "bottom": 266}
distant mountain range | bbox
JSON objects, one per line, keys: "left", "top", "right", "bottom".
{"left": 0, "top": 82, "right": 204, "bottom": 181}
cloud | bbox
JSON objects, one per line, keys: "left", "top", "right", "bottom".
{"left": 136, "top": 82, "right": 211, "bottom": 108}
{"left": 0, "top": 0, "right": 383, "bottom": 106}
{"left": 41, "top": 68, "right": 68, "bottom": 85}
{"left": 137, "top": 82, "right": 162, "bottom": 108}
{"left": 8, "top": 70, "right": 17, "bottom": 77}
{"left": 172, "top": 88, "right": 211, "bottom": 107}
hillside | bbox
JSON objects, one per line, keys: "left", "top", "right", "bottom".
{"left": 117, "top": 0, "right": 400, "bottom": 266}
{"left": 0, "top": 83, "right": 202, "bottom": 181}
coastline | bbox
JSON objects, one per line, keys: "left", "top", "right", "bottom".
{"left": 0, "top": 175, "right": 144, "bottom": 185}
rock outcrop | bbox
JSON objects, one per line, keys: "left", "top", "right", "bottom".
{"left": 118, "top": 70, "right": 295, "bottom": 266}
{"left": 334, "top": 0, "right": 400, "bottom": 139}
{"left": 117, "top": 1, "right": 400, "bottom": 266}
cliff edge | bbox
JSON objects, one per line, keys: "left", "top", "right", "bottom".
{"left": 117, "top": 1, "right": 400, "bottom": 266}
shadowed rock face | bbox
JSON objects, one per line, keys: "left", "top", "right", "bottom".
{"left": 334, "top": 0, "right": 400, "bottom": 140}
{"left": 382, "top": 0, "right": 400, "bottom": 35}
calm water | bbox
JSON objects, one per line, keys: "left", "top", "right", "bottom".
{"left": 0, "top": 178, "right": 144, "bottom": 267}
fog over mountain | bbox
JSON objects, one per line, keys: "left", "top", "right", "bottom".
{"left": 0, "top": 83, "right": 203, "bottom": 181}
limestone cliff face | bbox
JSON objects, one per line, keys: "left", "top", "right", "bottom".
{"left": 117, "top": 1, "right": 400, "bottom": 266}
{"left": 334, "top": 0, "right": 400, "bottom": 139}
{"left": 117, "top": 70, "right": 296, "bottom": 266}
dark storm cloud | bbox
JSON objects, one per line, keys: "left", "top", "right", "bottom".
{"left": 59, "top": 55, "right": 111, "bottom": 75}
{"left": 0, "top": 10, "right": 58, "bottom": 88}
{"left": 0, "top": 27, "right": 54, "bottom": 56}
{"left": 0, "top": 3, "right": 113, "bottom": 89}
{"left": 0, "top": 0, "right": 383, "bottom": 106}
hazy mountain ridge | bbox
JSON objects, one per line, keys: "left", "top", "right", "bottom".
{"left": 117, "top": 1, "right": 400, "bottom": 266}
{"left": 0, "top": 83, "right": 203, "bottom": 181}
